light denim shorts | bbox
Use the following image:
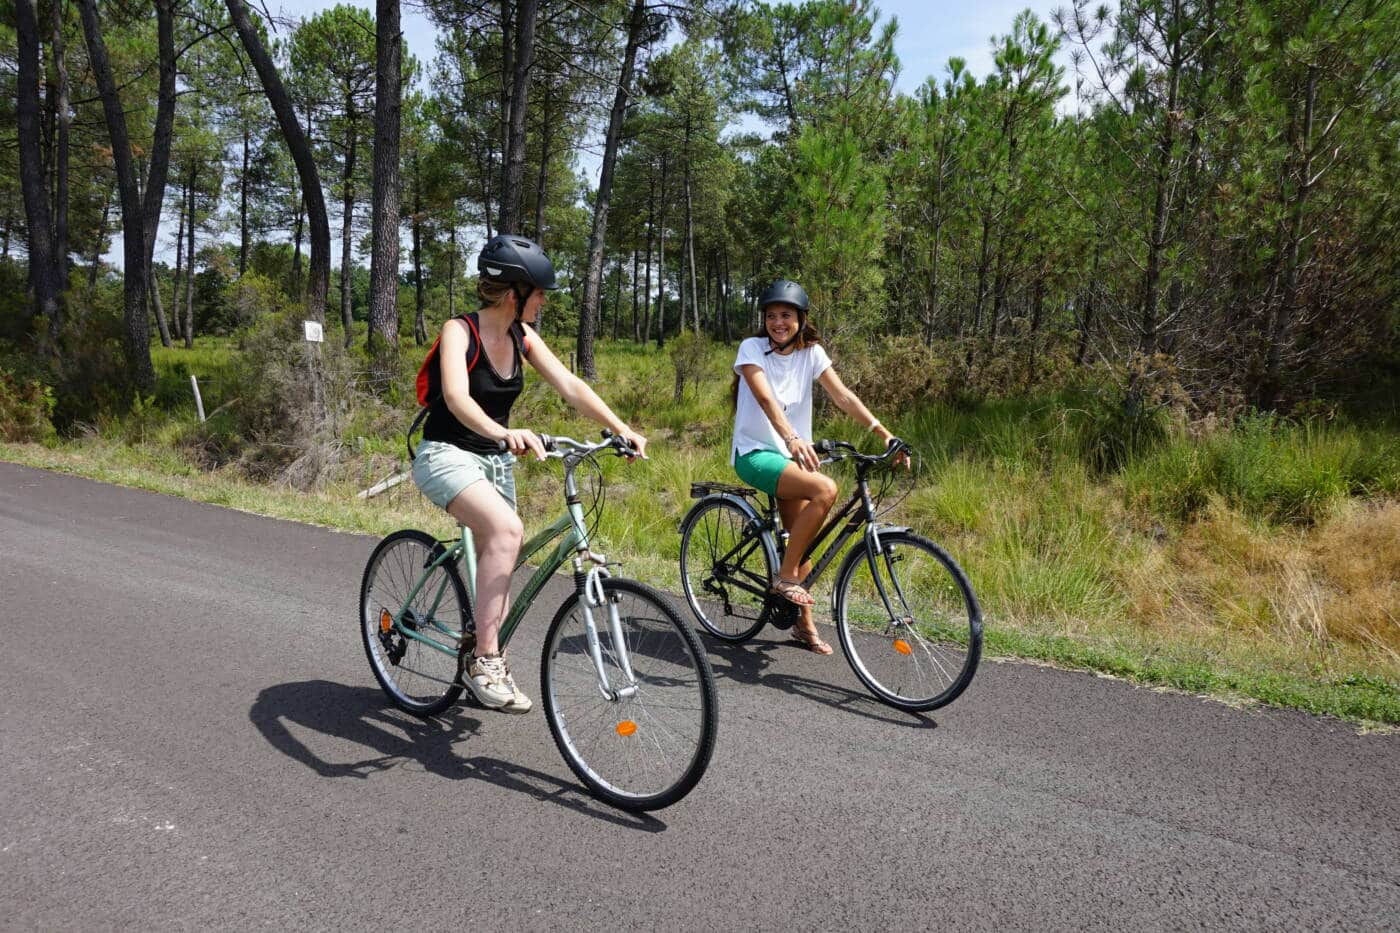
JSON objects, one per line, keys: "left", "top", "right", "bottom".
{"left": 412, "top": 440, "right": 517, "bottom": 511}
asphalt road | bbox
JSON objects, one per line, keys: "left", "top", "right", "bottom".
{"left": 2, "top": 461, "right": 1397, "bottom": 930}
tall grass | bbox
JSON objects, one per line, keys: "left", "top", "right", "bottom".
{"left": 5, "top": 336, "right": 1397, "bottom": 722}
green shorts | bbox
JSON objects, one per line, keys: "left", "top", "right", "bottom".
{"left": 412, "top": 440, "right": 517, "bottom": 511}
{"left": 734, "top": 447, "right": 793, "bottom": 497}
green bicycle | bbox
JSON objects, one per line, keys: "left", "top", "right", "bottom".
{"left": 360, "top": 432, "right": 718, "bottom": 811}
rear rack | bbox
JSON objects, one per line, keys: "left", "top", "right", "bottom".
{"left": 689, "top": 481, "right": 760, "bottom": 500}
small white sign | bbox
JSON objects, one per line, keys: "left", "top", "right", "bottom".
{"left": 303, "top": 321, "right": 324, "bottom": 343}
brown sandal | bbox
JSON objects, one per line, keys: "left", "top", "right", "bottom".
{"left": 792, "top": 625, "right": 833, "bottom": 655}
{"left": 770, "top": 577, "right": 815, "bottom": 607}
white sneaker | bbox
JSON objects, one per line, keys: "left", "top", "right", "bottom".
{"left": 464, "top": 654, "right": 513, "bottom": 709}
{"left": 501, "top": 668, "right": 533, "bottom": 715}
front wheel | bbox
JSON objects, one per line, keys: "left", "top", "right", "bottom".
{"left": 541, "top": 578, "right": 719, "bottom": 811}
{"left": 360, "top": 529, "right": 469, "bottom": 717}
{"left": 833, "top": 531, "right": 982, "bottom": 712}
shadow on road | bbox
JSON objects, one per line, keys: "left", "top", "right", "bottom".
{"left": 249, "top": 680, "right": 665, "bottom": 832}
{"left": 702, "top": 639, "right": 937, "bottom": 730}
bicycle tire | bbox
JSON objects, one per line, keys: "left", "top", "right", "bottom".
{"left": 678, "top": 497, "right": 776, "bottom": 643}
{"left": 360, "top": 529, "right": 470, "bottom": 717}
{"left": 833, "top": 530, "right": 982, "bottom": 712}
{"left": 541, "top": 578, "right": 719, "bottom": 811}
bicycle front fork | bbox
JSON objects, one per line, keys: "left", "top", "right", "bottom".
{"left": 576, "top": 557, "right": 639, "bottom": 702}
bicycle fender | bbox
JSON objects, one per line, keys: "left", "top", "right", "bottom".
{"left": 677, "top": 492, "right": 766, "bottom": 534}
{"left": 870, "top": 523, "right": 911, "bottom": 536}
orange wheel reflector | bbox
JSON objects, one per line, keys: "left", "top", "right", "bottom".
{"left": 893, "top": 639, "right": 913, "bottom": 655}
{"left": 379, "top": 609, "right": 393, "bottom": 633}
{"left": 616, "top": 720, "right": 638, "bottom": 737}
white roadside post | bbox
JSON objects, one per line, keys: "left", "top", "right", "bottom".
{"left": 190, "top": 374, "right": 206, "bottom": 422}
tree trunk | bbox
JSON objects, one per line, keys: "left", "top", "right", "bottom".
{"left": 87, "top": 182, "right": 112, "bottom": 299}
{"left": 184, "top": 172, "right": 196, "bottom": 349}
{"left": 684, "top": 115, "right": 699, "bottom": 334}
{"left": 16, "top": 0, "right": 61, "bottom": 334}
{"left": 686, "top": 182, "right": 699, "bottom": 334}
{"left": 239, "top": 125, "right": 250, "bottom": 276}
{"left": 655, "top": 153, "right": 668, "bottom": 348}
{"left": 448, "top": 223, "right": 457, "bottom": 318}
{"left": 642, "top": 173, "right": 654, "bottom": 342}
{"left": 367, "top": 0, "right": 402, "bottom": 370}
{"left": 340, "top": 108, "right": 357, "bottom": 348}
{"left": 533, "top": 76, "right": 552, "bottom": 241}
{"left": 77, "top": 0, "right": 153, "bottom": 391}
{"left": 225, "top": 0, "right": 331, "bottom": 326}
{"left": 149, "top": 277, "right": 173, "bottom": 348}
{"left": 141, "top": 0, "right": 177, "bottom": 345}
{"left": 1139, "top": 22, "right": 1183, "bottom": 358}
{"left": 170, "top": 186, "right": 185, "bottom": 341}
{"left": 631, "top": 249, "right": 640, "bottom": 342}
{"left": 50, "top": 0, "right": 70, "bottom": 328}
{"left": 611, "top": 255, "right": 623, "bottom": 340}
{"left": 290, "top": 103, "right": 312, "bottom": 295}
{"left": 412, "top": 152, "right": 426, "bottom": 345}
{"left": 720, "top": 247, "right": 731, "bottom": 342}
{"left": 577, "top": 0, "right": 648, "bottom": 378}
{"left": 498, "top": 0, "right": 537, "bottom": 235}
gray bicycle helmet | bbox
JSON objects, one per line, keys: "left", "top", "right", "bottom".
{"left": 478, "top": 234, "right": 560, "bottom": 290}
{"left": 759, "top": 279, "right": 809, "bottom": 312}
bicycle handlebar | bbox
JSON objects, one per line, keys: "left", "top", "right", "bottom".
{"left": 814, "top": 436, "right": 909, "bottom": 467}
{"left": 496, "top": 430, "right": 639, "bottom": 461}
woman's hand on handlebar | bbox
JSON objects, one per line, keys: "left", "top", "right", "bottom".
{"left": 885, "top": 436, "right": 912, "bottom": 471}
{"left": 501, "top": 428, "right": 548, "bottom": 461}
{"left": 787, "top": 435, "right": 821, "bottom": 471}
{"left": 617, "top": 426, "right": 649, "bottom": 460}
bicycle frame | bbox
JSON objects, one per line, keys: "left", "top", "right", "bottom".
{"left": 701, "top": 457, "right": 911, "bottom": 618}
{"left": 387, "top": 438, "right": 641, "bottom": 699}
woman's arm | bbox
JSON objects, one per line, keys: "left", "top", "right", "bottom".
{"left": 521, "top": 324, "right": 648, "bottom": 457}
{"left": 817, "top": 367, "right": 895, "bottom": 445}
{"left": 738, "top": 364, "right": 819, "bottom": 471}
{"left": 440, "top": 319, "right": 546, "bottom": 459}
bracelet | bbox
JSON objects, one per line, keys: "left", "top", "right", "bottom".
{"left": 785, "top": 434, "right": 800, "bottom": 446}
{"left": 868, "top": 419, "right": 882, "bottom": 433}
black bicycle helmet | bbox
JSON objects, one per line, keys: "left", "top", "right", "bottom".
{"left": 478, "top": 234, "right": 560, "bottom": 290}
{"left": 759, "top": 279, "right": 809, "bottom": 313}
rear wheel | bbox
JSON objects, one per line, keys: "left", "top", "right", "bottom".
{"left": 541, "top": 578, "right": 718, "bottom": 811}
{"left": 360, "top": 529, "right": 469, "bottom": 716}
{"left": 833, "top": 531, "right": 981, "bottom": 712}
{"left": 678, "top": 498, "right": 775, "bottom": 642}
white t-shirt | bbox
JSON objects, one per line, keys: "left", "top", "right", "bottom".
{"left": 731, "top": 337, "right": 833, "bottom": 463}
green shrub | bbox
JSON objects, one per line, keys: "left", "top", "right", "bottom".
{"left": 0, "top": 372, "right": 56, "bottom": 442}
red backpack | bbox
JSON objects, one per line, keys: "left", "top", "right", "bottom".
{"left": 415, "top": 314, "right": 482, "bottom": 407}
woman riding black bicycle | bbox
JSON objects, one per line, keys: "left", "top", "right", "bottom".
{"left": 730, "top": 279, "right": 908, "bottom": 654}
{"left": 412, "top": 234, "right": 647, "bottom": 713}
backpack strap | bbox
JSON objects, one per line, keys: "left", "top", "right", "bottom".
{"left": 462, "top": 312, "right": 483, "bottom": 372}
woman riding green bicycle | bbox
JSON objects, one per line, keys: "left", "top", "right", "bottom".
{"left": 412, "top": 234, "right": 647, "bottom": 713}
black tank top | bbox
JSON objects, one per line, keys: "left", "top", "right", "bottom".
{"left": 421, "top": 313, "right": 529, "bottom": 455}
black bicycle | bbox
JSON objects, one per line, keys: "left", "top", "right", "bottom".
{"left": 677, "top": 439, "right": 982, "bottom": 712}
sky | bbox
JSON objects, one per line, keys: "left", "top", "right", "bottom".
{"left": 268, "top": 0, "right": 1080, "bottom": 97}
